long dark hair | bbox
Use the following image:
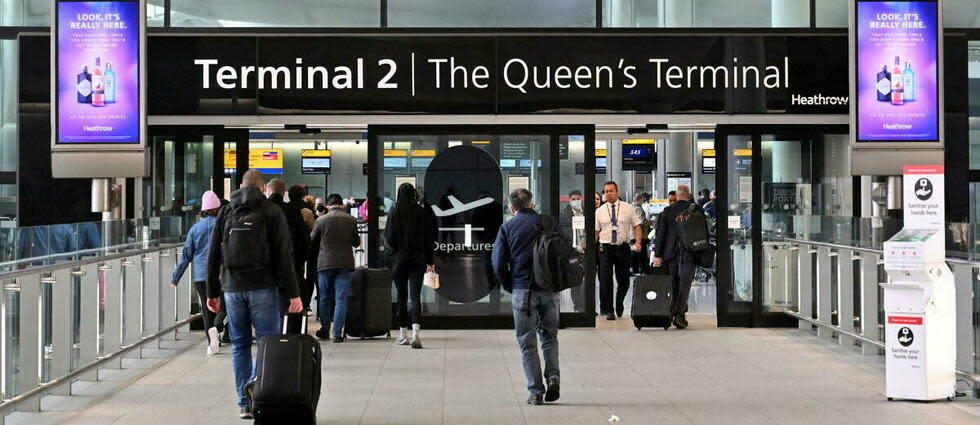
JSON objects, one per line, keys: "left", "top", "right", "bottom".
{"left": 390, "top": 183, "right": 422, "bottom": 242}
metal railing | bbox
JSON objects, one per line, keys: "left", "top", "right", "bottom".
{"left": 773, "top": 236, "right": 979, "bottom": 394}
{"left": 0, "top": 242, "right": 200, "bottom": 422}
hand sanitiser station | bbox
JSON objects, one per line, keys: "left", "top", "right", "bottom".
{"left": 881, "top": 165, "right": 955, "bottom": 401}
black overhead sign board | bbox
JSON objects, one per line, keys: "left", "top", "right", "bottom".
{"left": 147, "top": 35, "right": 849, "bottom": 116}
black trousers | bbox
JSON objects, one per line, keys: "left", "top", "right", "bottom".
{"left": 304, "top": 254, "right": 317, "bottom": 310}
{"left": 193, "top": 281, "right": 226, "bottom": 338}
{"left": 666, "top": 251, "right": 698, "bottom": 318}
{"left": 598, "top": 243, "right": 632, "bottom": 314}
{"left": 393, "top": 260, "right": 425, "bottom": 327}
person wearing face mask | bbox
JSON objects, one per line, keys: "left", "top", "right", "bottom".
{"left": 559, "top": 190, "right": 586, "bottom": 312}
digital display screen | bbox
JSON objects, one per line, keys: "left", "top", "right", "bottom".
{"left": 384, "top": 157, "right": 407, "bottom": 168}
{"left": 702, "top": 157, "right": 716, "bottom": 174}
{"left": 500, "top": 159, "right": 517, "bottom": 168}
{"left": 855, "top": 0, "right": 939, "bottom": 142}
{"left": 56, "top": 1, "right": 141, "bottom": 144}
{"left": 596, "top": 157, "right": 607, "bottom": 173}
{"left": 302, "top": 157, "right": 331, "bottom": 174}
{"left": 622, "top": 144, "right": 656, "bottom": 170}
{"left": 411, "top": 157, "right": 433, "bottom": 170}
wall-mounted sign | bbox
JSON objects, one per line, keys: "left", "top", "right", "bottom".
{"left": 902, "top": 164, "right": 944, "bottom": 230}
{"left": 54, "top": 0, "right": 143, "bottom": 146}
{"left": 855, "top": 0, "right": 940, "bottom": 143}
{"left": 301, "top": 149, "right": 331, "bottom": 174}
{"left": 701, "top": 149, "right": 717, "bottom": 174}
{"left": 666, "top": 171, "right": 692, "bottom": 193}
{"left": 223, "top": 148, "right": 284, "bottom": 174}
{"left": 149, "top": 34, "right": 849, "bottom": 115}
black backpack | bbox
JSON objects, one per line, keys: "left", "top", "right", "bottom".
{"left": 221, "top": 202, "right": 270, "bottom": 273}
{"left": 676, "top": 203, "right": 711, "bottom": 252}
{"left": 532, "top": 214, "right": 585, "bottom": 293}
{"left": 675, "top": 203, "right": 715, "bottom": 267}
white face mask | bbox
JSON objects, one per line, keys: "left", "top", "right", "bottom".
{"left": 569, "top": 200, "right": 582, "bottom": 211}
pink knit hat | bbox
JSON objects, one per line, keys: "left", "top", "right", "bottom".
{"left": 202, "top": 190, "right": 221, "bottom": 211}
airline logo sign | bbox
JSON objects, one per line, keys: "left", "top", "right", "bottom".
{"left": 902, "top": 165, "right": 944, "bottom": 230}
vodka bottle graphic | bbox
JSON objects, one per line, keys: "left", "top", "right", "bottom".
{"left": 890, "top": 56, "right": 904, "bottom": 105}
{"left": 876, "top": 65, "right": 891, "bottom": 102}
{"left": 903, "top": 62, "right": 915, "bottom": 102}
{"left": 92, "top": 57, "right": 105, "bottom": 107}
{"left": 104, "top": 62, "right": 116, "bottom": 104}
{"left": 76, "top": 66, "right": 91, "bottom": 103}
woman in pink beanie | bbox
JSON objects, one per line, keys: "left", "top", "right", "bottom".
{"left": 171, "top": 190, "right": 226, "bottom": 355}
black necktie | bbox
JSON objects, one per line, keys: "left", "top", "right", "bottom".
{"left": 610, "top": 203, "right": 618, "bottom": 244}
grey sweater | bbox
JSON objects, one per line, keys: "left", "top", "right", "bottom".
{"left": 310, "top": 208, "right": 360, "bottom": 270}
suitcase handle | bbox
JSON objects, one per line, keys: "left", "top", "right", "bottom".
{"left": 282, "top": 314, "right": 308, "bottom": 335}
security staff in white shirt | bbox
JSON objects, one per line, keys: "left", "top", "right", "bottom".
{"left": 594, "top": 181, "right": 643, "bottom": 321}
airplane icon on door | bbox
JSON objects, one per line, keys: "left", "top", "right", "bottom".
{"left": 430, "top": 195, "right": 494, "bottom": 217}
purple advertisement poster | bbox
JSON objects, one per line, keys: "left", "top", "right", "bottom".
{"left": 56, "top": 1, "right": 140, "bottom": 144}
{"left": 856, "top": 1, "right": 939, "bottom": 142}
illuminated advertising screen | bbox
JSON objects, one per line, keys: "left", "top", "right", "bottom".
{"left": 55, "top": 0, "right": 141, "bottom": 144}
{"left": 855, "top": 0, "right": 939, "bottom": 142}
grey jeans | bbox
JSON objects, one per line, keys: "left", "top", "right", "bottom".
{"left": 511, "top": 288, "right": 560, "bottom": 396}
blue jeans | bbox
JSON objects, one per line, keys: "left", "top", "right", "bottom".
{"left": 317, "top": 268, "right": 352, "bottom": 338}
{"left": 511, "top": 288, "right": 561, "bottom": 396}
{"left": 224, "top": 287, "right": 282, "bottom": 408}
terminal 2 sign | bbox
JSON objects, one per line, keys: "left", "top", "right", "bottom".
{"left": 148, "top": 35, "right": 849, "bottom": 115}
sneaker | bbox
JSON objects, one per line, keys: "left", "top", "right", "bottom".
{"left": 396, "top": 333, "right": 410, "bottom": 346}
{"left": 207, "top": 327, "right": 220, "bottom": 355}
{"left": 411, "top": 334, "right": 422, "bottom": 349}
{"left": 315, "top": 328, "right": 330, "bottom": 340}
{"left": 239, "top": 406, "right": 253, "bottom": 420}
{"left": 545, "top": 376, "right": 560, "bottom": 402}
{"left": 526, "top": 394, "right": 544, "bottom": 405}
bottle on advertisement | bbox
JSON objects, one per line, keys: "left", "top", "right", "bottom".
{"left": 104, "top": 62, "right": 116, "bottom": 104}
{"left": 92, "top": 57, "right": 104, "bottom": 107}
{"left": 76, "top": 66, "right": 91, "bottom": 103}
{"left": 890, "top": 56, "right": 903, "bottom": 105}
{"left": 876, "top": 65, "right": 891, "bottom": 102}
{"left": 903, "top": 62, "right": 915, "bottom": 102}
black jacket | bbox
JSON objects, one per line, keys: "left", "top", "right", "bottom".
{"left": 206, "top": 186, "right": 300, "bottom": 299}
{"left": 384, "top": 203, "right": 435, "bottom": 268}
{"left": 654, "top": 199, "right": 691, "bottom": 261}
{"left": 269, "top": 193, "right": 310, "bottom": 264}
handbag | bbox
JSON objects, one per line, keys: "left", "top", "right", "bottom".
{"left": 423, "top": 271, "right": 440, "bottom": 289}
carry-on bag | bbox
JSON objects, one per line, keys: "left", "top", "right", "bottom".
{"left": 345, "top": 268, "right": 392, "bottom": 339}
{"left": 248, "top": 314, "right": 322, "bottom": 425}
{"left": 631, "top": 270, "right": 674, "bottom": 331}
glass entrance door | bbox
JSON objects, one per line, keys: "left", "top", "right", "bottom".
{"left": 715, "top": 126, "right": 850, "bottom": 327}
{"left": 368, "top": 125, "right": 595, "bottom": 328}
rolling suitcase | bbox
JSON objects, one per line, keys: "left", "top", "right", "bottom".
{"left": 345, "top": 268, "right": 392, "bottom": 339}
{"left": 631, "top": 270, "right": 673, "bottom": 331}
{"left": 248, "top": 314, "right": 321, "bottom": 425}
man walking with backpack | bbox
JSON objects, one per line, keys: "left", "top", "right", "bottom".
{"left": 206, "top": 169, "right": 303, "bottom": 419}
{"left": 652, "top": 184, "right": 708, "bottom": 329}
{"left": 492, "top": 188, "right": 561, "bottom": 406}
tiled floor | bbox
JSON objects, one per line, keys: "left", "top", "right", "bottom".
{"left": 11, "top": 315, "right": 979, "bottom": 425}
